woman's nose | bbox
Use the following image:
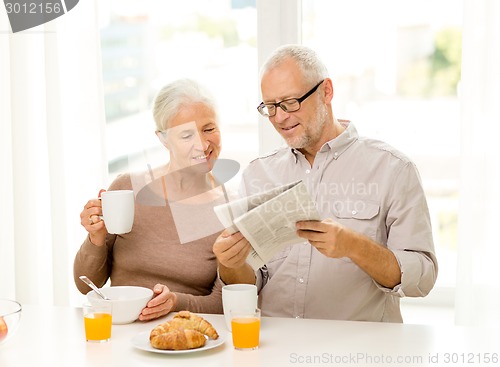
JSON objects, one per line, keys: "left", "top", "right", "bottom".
{"left": 194, "top": 135, "right": 210, "bottom": 151}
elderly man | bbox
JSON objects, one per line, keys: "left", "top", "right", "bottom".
{"left": 213, "top": 44, "right": 437, "bottom": 322}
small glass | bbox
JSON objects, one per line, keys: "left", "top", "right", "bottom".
{"left": 83, "top": 302, "right": 112, "bottom": 343}
{"left": 231, "top": 308, "right": 261, "bottom": 350}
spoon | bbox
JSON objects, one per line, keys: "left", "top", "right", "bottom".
{"left": 79, "top": 276, "right": 110, "bottom": 300}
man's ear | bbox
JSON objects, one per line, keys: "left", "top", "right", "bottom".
{"left": 322, "top": 78, "right": 334, "bottom": 103}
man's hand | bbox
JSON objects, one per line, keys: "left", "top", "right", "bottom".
{"left": 213, "top": 230, "right": 252, "bottom": 269}
{"left": 296, "top": 218, "right": 348, "bottom": 259}
{"left": 297, "top": 218, "right": 401, "bottom": 288}
{"left": 213, "top": 229, "right": 256, "bottom": 285}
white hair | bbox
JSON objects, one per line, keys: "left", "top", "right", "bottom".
{"left": 260, "top": 44, "right": 329, "bottom": 84}
{"left": 152, "top": 78, "right": 218, "bottom": 131}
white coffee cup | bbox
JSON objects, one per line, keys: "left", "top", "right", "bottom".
{"left": 222, "top": 284, "right": 258, "bottom": 331}
{"left": 100, "top": 190, "right": 135, "bottom": 234}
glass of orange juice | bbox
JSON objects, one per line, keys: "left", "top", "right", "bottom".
{"left": 231, "top": 308, "right": 261, "bottom": 350}
{"left": 83, "top": 302, "right": 112, "bottom": 343}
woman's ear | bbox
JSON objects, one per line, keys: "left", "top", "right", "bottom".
{"left": 156, "top": 131, "right": 171, "bottom": 149}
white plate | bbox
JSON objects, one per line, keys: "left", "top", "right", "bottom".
{"left": 131, "top": 331, "right": 225, "bottom": 354}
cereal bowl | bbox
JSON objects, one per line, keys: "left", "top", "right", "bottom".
{"left": 0, "top": 299, "right": 22, "bottom": 345}
{"left": 87, "top": 286, "right": 153, "bottom": 324}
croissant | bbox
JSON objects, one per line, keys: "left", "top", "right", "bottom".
{"left": 150, "top": 322, "right": 206, "bottom": 350}
{"left": 169, "top": 310, "right": 219, "bottom": 340}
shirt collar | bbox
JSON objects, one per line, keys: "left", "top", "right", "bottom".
{"left": 290, "top": 120, "right": 359, "bottom": 162}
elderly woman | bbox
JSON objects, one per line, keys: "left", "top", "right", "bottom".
{"left": 74, "top": 79, "right": 227, "bottom": 320}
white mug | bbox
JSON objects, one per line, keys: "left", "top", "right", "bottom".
{"left": 222, "top": 284, "right": 258, "bottom": 331}
{"left": 101, "top": 190, "right": 135, "bottom": 234}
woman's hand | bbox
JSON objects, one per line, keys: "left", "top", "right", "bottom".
{"left": 80, "top": 190, "right": 107, "bottom": 246}
{"left": 139, "top": 284, "right": 177, "bottom": 321}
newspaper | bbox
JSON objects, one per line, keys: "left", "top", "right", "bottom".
{"left": 213, "top": 180, "right": 321, "bottom": 270}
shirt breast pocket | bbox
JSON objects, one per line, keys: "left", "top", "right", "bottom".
{"left": 332, "top": 200, "right": 380, "bottom": 241}
{"left": 267, "top": 244, "right": 293, "bottom": 264}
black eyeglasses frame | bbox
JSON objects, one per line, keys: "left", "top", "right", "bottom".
{"left": 257, "top": 79, "right": 325, "bottom": 117}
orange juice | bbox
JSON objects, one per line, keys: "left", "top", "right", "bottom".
{"left": 231, "top": 317, "right": 260, "bottom": 349}
{"left": 84, "top": 313, "right": 112, "bottom": 342}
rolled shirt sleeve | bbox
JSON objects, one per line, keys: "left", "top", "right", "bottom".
{"left": 376, "top": 161, "right": 438, "bottom": 297}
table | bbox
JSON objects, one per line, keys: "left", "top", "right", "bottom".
{"left": 1, "top": 305, "right": 499, "bottom": 367}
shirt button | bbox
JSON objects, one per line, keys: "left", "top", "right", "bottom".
{"left": 305, "top": 169, "right": 311, "bottom": 174}
{"left": 298, "top": 277, "right": 304, "bottom": 284}
{"left": 334, "top": 152, "right": 339, "bottom": 157}
{"left": 295, "top": 315, "right": 301, "bottom": 319}
{"left": 351, "top": 210, "right": 357, "bottom": 215}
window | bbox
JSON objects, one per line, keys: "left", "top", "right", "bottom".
{"left": 99, "top": 0, "right": 258, "bottom": 188}
{"left": 97, "top": 0, "right": 458, "bottom": 311}
{"left": 303, "top": 0, "right": 463, "bottom": 292}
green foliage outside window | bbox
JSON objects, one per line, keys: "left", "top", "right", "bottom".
{"left": 430, "top": 27, "right": 462, "bottom": 96}
{"left": 399, "top": 27, "right": 462, "bottom": 97}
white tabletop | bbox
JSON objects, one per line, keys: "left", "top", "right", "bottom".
{"left": 1, "top": 305, "right": 499, "bottom": 367}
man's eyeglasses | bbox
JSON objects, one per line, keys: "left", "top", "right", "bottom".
{"left": 257, "top": 79, "right": 325, "bottom": 117}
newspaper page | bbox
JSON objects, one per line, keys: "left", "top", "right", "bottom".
{"left": 214, "top": 181, "right": 321, "bottom": 270}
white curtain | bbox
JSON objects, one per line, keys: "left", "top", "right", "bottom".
{"left": 0, "top": 1, "right": 107, "bottom": 306}
{"left": 455, "top": 0, "right": 500, "bottom": 326}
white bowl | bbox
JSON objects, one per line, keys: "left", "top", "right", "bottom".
{"left": 87, "top": 286, "right": 153, "bottom": 324}
{"left": 0, "top": 299, "right": 22, "bottom": 345}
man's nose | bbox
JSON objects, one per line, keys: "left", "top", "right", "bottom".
{"left": 273, "top": 106, "right": 289, "bottom": 123}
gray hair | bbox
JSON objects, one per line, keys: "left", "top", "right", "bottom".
{"left": 152, "top": 78, "right": 218, "bottom": 131}
{"left": 260, "top": 44, "right": 329, "bottom": 84}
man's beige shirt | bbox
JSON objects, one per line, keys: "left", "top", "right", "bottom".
{"left": 240, "top": 122, "right": 438, "bottom": 322}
